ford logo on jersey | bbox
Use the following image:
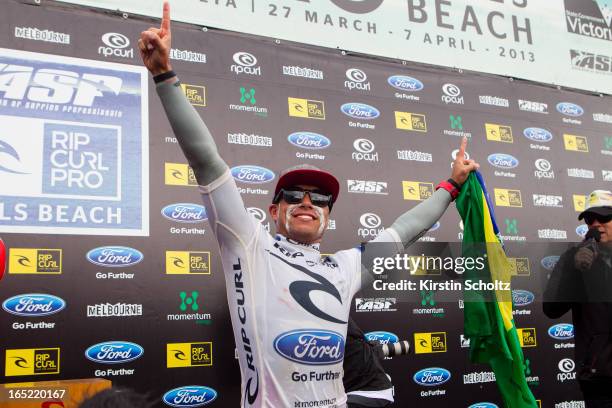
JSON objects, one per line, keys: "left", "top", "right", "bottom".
{"left": 487, "top": 153, "right": 519, "bottom": 169}
{"left": 576, "top": 224, "right": 588, "bottom": 237}
{"left": 231, "top": 165, "right": 275, "bottom": 184}
{"left": 523, "top": 127, "right": 553, "bottom": 143}
{"left": 413, "top": 367, "right": 451, "bottom": 386}
{"left": 287, "top": 132, "right": 331, "bottom": 150}
{"left": 85, "top": 341, "right": 144, "bottom": 364}
{"left": 511, "top": 290, "right": 535, "bottom": 307}
{"left": 2, "top": 294, "right": 65, "bottom": 317}
{"left": 86, "top": 246, "right": 143, "bottom": 268}
{"left": 162, "top": 386, "right": 217, "bottom": 407}
{"left": 273, "top": 329, "right": 345, "bottom": 365}
{"left": 341, "top": 103, "right": 380, "bottom": 120}
{"left": 556, "top": 102, "right": 584, "bottom": 117}
{"left": 548, "top": 323, "right": 574, "bottom": 340}
{"left": 162, "top": 204, "right": 207, "bottom": 223}
{"left": 364, "top": 331, "right": 399, "bottom": 345}
{"left": 468, "top": 403, "right": 499, "bottom": 408}
{"left": 387, "top": 75, "right": 424, "bottom": 92}
{"left": 541, "top": 255, "right": 560, "bottom": 270}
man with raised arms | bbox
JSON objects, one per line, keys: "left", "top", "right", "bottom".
{"left": 139, "top": 3, "right": 479, "bottom": 407}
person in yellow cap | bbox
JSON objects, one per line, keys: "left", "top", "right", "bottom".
{"left": 544, "top": 190, "right": 612, "bottom": 407}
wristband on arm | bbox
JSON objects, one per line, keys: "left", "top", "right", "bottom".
{"left": 436, "top": 178, "right": 461, "bottom": 200}
{"left": 153, "top": 70, "right": 177, "bottom": 84}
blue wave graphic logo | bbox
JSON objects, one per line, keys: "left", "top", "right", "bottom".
{"left": 2, "top": 294, "right": 65, "bottom": 317}
{"left": 85, "top": 341, "right": 144, "bottom": 364}
{"left": 162, "top": 203, "right": 207, "bottom": 223}
{"left": 86, "top": 246, "right": 143, "bottom": 267}
{"left": 274, "top": 329, "right": 344, "bottom": 365}
{"left": 162, "top": 386, "right": 217, "bottom": 407}
{"left": 0, "top": 140, "right": 29, "bottom": 174}
{"left": 231, "top": 165, "right": 275, "bottom": 184}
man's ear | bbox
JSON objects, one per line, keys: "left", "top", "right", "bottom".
{"left": 269, "top": 203, "right": 279, "bottom": 222}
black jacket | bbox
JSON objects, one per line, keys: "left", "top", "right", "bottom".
{"left": 543, "top": 244, "right": 612, "bottom": 382}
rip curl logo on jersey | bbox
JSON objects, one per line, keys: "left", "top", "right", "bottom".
{"left": 231, "top": 165, "right": 275, "bottom": 184}
{"left": 2, "top": 294, "right": 65, "bottom": 317}
{"left": 86, "top": 246, "right": 143, "bottom": 268}
{"left": 365, "top": 331, "right": 399, "bottom": 345}
{"left": 556, "top": 102, "right": 584, "bottom": 117}
{"left": 548, "top": 324, "right": 574, "bottom": 340}
{"left": 387, "top": 75, "right": 424, "bottom": 91}
{"left": 487, "top": 153, "right": 519, "bottom": 169}
{"left": 541, "top": 255, "right": 560, "bottom": 270}
{"left": 287, "top": 132, "right": 331, "bottom": 150}
{"left": 512, "top": 290, "right": 535, "bottom": 307}
{"left": 85, "top": 341, "right": 144, "bottom": 364}
{"left": 162, "top": 386, "right": 217, "bottom": 407}
{"left": 341, "top": 103, "right": 380, "bottom": 120}
{"left": 330, "top": 0, "right": 384, "bottom": 14}
{"left": 576, "top": 224, "right": 588, "bottom": 237}
{"left": 413, "top": 367, "right": 451, "bottom": 386}
{"left": 162, "top": 204, "right": 207, "bottom": 223}
{"left": 273, "top": 329, "right": 344, "bottom": 365}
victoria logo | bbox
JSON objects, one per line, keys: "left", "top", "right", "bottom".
{"left": 556, "top": 102, "right": 584, "bottom": 117}
{"left": 487, "top": 153, "right": 519, "bottom": 169}
{"left": 330, "top": 0, "right": 384, "bottom": 14}
{"left": 341, "top": 103, "right": 380, "bottom": 120}
{"left": 387, "top": 75, "right": 424, "bottom": 92}
{"left": 0, "top": 140, "right": 29, "bottom": 174}
{"left": 85, "top": 341, "right": 144, "bottom": 364}
{"left": 86, "top": 246, "right": 143, "bottom": 268}
{"left": 576, "top": 224, "right": 588, "bottom": 237}
{"left": 548, "top": 323, "right": 574, "bottom": 340}
{"left": 541, "top": 255, "right": 560, "bottom": 270}
{"left": 523, "top": 127, "right": 553, "bottom": 142}
{"left": 413, "top": 367, "right": 451, "bottom": 386}
{"left": 441, "top": 83, "right": 464, "bottom": 104}
{"left": 162, "top": 386, "right": 217, "bottom": 407}
{"left": 359, "top": 213, "right": 381, "bottom": 228}
{"left": 231, "top": 165, "right": 275, "bottom": 184}
{"left": 273, "top": 329, "right": 344, "bottom": 365}
{"left": 3, "top": 294, "right": 66, "bottom": 317}
{"left": 365, "top": 331, "right": 399, "bottom": 345}
{"left": 162, "top": 203, "right": 207, "bottom": 223}
{"left": 287, "top": 132, "right": 331, "bottom": 150}
{"left": 512, "top": 290, "right": 535, "bottom": 306}
{"left": 98, "top": 32, "right": 133, "bottom": 58}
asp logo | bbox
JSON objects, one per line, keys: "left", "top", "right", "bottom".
{"left": 9, "top": 248, "right": 62, "bottom": 274}
{"left": 165, "top": 163, "right": 198, "bottom": 186}
{"left": 414, "top": 332, "right": 447, "bottom": 354}
{"left": 166, "top": 251, "right": 211, "bottom": 275}
{"left": 402, "top": 181, "right": 433, "bottom": 201}
{"left": 329, "top": 0, "right": 384, "bottom": 14}
{"left": 167, "top": 342, "right": 213, "bottom": 367}
{"left": 395, "top": 111, "right": 427, "bottom": 132}
{"left": 5, "top": 348, "right": 60, "bottom": 376}
{"left": 288, "top": 97, "right": 325, "bottom": 120}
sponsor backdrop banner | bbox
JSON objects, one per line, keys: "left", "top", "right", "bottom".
{"left": 1, "top": 0, "right": 611, "bottom": 407}
{"left": 54, "top": 0, "right": 612, "bottom": 95}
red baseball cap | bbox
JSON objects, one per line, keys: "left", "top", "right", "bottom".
{"left": 274, "top": 164, "right": 340, "bottom": 205}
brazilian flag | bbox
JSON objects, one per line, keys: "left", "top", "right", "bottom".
{"left": 456, "top": 172, "right": 537, "bottom": 408}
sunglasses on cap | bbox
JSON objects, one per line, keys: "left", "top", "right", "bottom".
{"left": 273, "top": 187, "right": 333, "bottom": 208}
{"left": 584, "top": 213, "right": 612, "bottom": 225}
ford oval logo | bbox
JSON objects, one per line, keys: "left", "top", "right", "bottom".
{"left": 512, "top": 290, "right": 535, "bottom": 307}
{"left": 231, "top": 165, "right": 275, "bottom": 184}
{"left": 162, "top": 204, "right": 207, "bottom": 223}
{"left": 556, "top": 102, "right": 584, "bottom": 117}
{"left": 2, "top": 294, "right": 65, "bottom": 317}
{"left": 413, "top": 367, "right": 451, "bottom": 386}
{"left": 487, "top": 153, "right": 519, "bottom": 169}
{"left": 274, "top": 329, "right": 344, "bottom": 365}
{"left": 287, "top": 132, "right": 331, "bottom": 150}
{"left": 365, "top": 331, "right": 399, "bottom": 345}
{"left": 548, "top": 323, "right": 574, "bottom": 340}
{"left": 85, "top": 341, "right": 144, "bottom": 364}
{"left": 163, "top": 386, "right": 217, "bottom": 407}
{"left": 576, "top": 224, "right": 588, "bottom": 237}
{"left": 469, "top": 404, "right": 499, "bottom": 408}
{"left": 341, "top": 103, "right": 380, "bottom": 120}
{"left": 541, "top": 255, "right": 560, "bottom": 270}
{"left": 86, "top": 246, "right": 143, "bottom": 268}
{"left": 387, "top": 75, "right": 424, "bottom": 92}
{"left": 523, "top": 127, "right": 553, "bottom": 142}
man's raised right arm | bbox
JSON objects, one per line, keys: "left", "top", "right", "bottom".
{"left": 138, "top": 1, "right": 227, "bottom": 186}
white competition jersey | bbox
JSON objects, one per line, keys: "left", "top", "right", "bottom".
{"left": 199, "top": 171, "right": 400, "bottom": 408}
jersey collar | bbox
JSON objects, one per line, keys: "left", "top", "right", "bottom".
{"left": 275, "top": 234, "right": 320, "bottom": 253}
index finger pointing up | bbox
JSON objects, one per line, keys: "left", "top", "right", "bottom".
{"left": 161, "top": 1, "right": 171, "bottom": 35}
{"left": 457, "top": 136, "right": 467, "bottom": 159}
